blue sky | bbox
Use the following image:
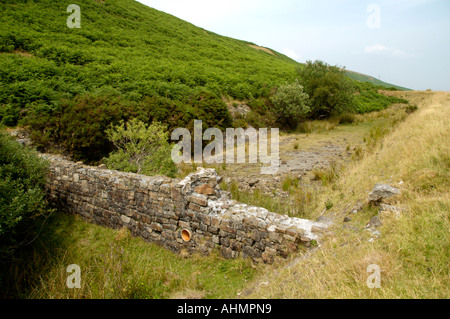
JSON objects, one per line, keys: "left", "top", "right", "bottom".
{"left": 136, "top": 0, "right": 450, "bottom": 91}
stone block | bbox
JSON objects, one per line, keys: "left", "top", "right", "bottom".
{"left": 243, "top": 245, "right": 261, "bottom": 259}
{"left": 208, "top": 225, "right": 219, "bottom": 234}
{"left": 179, "top": 220, "right": 190, "bottom": 229}
{"left": 150, "top": 222, "right": 163, "bottom": 232}
{"left": 189, "top": 202, "right": 207, "bottom": 212}
{"left": 195, "top": 184, "right": 216, "bottom": 196}
{"left": 187, "top": 194, "right": 208, "bottom": 207}
{"left": 220, "top": 246, "right": 233, "bottom": 259}
{"left": 220, "top": 236, "right": 230, "bottom": 247}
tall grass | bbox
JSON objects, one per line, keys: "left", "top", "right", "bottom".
{"left": 1, "top": 212, "right": 257, "bottom": 299}
{"left": 245, "top": 92, "right": 450, "bottom": 299}
{"left": 221, "top": 178, "right": 320, "bottom": 219}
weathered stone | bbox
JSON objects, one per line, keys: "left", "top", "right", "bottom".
{"left": 243, "top": 245, "right": 261, "bottom": 259}
{"left": 220, "top": 246, "right": 233, "bottom": 259}
{"left": 267, "top": 230, "right": 283, "bottom": 243}
{"left": 311, "top": 225, "right": 327, "bottom": 234}
{"left": 207, "top": 225, "right": 219, "bottom": 234}
{"left": 262, "top": 247, "right": 276, "bottom": 264}
{"left": 367, "top": 215, "right": 382, "bottom": 228}
{"left": 220, "top": 236, "right": 230, "bottom": 247}
{"left": 188, "top": 202, "right": 206, "bottom": 212}
{"left": 150, "top": 222, "right": 163, "bottom": 232}
{"left": 250, "top": 229, "right": 262, "bottom": 242}
{"left": 195, "top": 184, "right": 216, "bottom": 196}
{"left": 369, "top": 184, "right": 400, "bottom": 204}
{"left": 171, "top": 187, "right": 183, "bottom": 202}
{"left": 187, "top": 194, "right": 208, "bottom": 207}
{"left": 121, "top": 215, "right": 131, "bottom": 224}
{"left": 179, "top": 220, "right": 190, "bottom": 229}
{"left": 210, "top": 216, "right": 221, "bottom": 228}
{"left": 253, "top": 241, "right": 265, "bottom": 251}
{"left": 230, "top": 239, "right": 243, "bottom": 252}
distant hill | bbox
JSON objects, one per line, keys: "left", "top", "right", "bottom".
{"left": 345, "top": 70, "right": 411, "bottom": 91}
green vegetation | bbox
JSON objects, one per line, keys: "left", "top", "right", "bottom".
{"left": 105, "top": 118, "right": 177, "bottom": 178}
{"left": 353, "top": 82, "right": 409, "bottom": 114}
{"left": 0, "top": 0, "right": 408, "bottom": 164}
{"left": 298, "top": 60, "right": 356, "bottom": 118}
{"left": 0, "top": 131, "right": 51, "bottom": 257}
{"left": 345, "top": 70, "right": 411, "bottom": 91}
{"left": 1, "top": 212, "right": 257, "bottom": 299}
{"left": 2, "top": 0, "right": 433, "bottom": 301}
{"left": 0, "top": 0, "right": 297, "bottom": 150}
{"left": 271, "top": 79, "right": 310, "bottom": 128}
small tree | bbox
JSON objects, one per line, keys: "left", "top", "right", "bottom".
{"left": 298, "top": 60, "right": 355, "bottom": 119}
{"left": 105, "top": 118, "right": 177, "bottom": 178}
{"left": 271, "top": 79, "right": 310, "bottom": 129}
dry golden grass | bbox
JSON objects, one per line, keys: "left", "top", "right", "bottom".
{"left": 244, "top": 91, "right": 450, "bottom": 299}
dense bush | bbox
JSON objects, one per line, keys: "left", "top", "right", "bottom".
{"left": 23, "top": 91, "right": 233, "bottom": 163}
{"left": 0, "top": 131, "right": 50, "bottom": 257}
{"left": 298, "top": 60, "right": 356, "bottom": 119}
{"left": 271, "top": 79, "right": 310, "bottom": 128}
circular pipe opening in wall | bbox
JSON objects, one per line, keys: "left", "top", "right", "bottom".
{"left": 181, "top": 229, "right": 192, "bottom": 242}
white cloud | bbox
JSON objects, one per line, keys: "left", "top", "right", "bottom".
{"left": 364, "top": 44, "right": 407, "bottom": 57}
{"left": 281, "top": 48, "right": 302, "bottom": 61}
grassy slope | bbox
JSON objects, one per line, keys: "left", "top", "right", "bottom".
{"left": 0, "top": 0, "right": 299, "bottom": 105}
{"left": 245, "top": 91, "right": 449, "bottom": 298}
{"left": 345, "top": 70, "right": 411, "bottom": 91}
{"left": 2, "top": 211, "right": 258, "bottom": 299}
{"left": 0, "top": 0, "right": 406, "bottom": 126}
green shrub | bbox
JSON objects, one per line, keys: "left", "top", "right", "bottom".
{"left": 105, "top": 118, "right": 177, "bottom": 178}
{"left": 352, "top": 82, "right": 409, "bottom": 114}
{"left": 0, "top": 104, "right": 20, "bottom": 127}
{"left": 0, "top": 131, "right": 50, "bottom": 257}
{"left": 271, "top": 79, "right": 310, "bottom": 129}
{"left": 298, "top": 60, "right": 355, "bottom": 119}
{"left": 406, "top": 104, "right": 419, "bottom": 114}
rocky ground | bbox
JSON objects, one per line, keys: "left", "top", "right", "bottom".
{"left": 216, "top": 128, "right": 361, "bottom": 198}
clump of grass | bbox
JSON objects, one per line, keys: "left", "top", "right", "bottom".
{"left": 312, "top": 161, "right": 340, "bottom": 186}
{"left": 352, "top": 145, "right": 364, "bottom": 160}
{"left": 222, "top": 179, "right": 319, "bottom": 219}
{"left": 325, "top": 199, "right": 333, "bottom": 210}
{"left": 176, "top": 162, "right": 199, "bottom": 179}
{"left": 297, "top": 120, "right": 337, "bottom": 134}
{"left": 224, "top": 182, "right": 289, "bottom": 216}
{"left": 338, "top": 112, "right": 356, "bottom": 124}
{"left": 291, "top": 186, "right": 319, "bottom": 218}
{"left": 282, "top": 175, "right": 299, "bottom": 193}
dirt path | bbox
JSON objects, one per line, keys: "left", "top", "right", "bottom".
{"left": 217, "top": 92, "right": 450, "bottom": 196}
{"left": 216, "top": 121, "right": 368, "bottom": 196}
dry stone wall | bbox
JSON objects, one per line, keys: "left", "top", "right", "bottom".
{"left": 44, "top": 155, "right": 328, "bottom": 263}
